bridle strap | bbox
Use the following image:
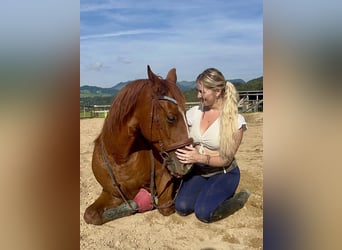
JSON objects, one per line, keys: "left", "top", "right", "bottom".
{"left": 164, "top": 138, "right": 194, "bottom": 153}
{"left": 158, "top": 95, "right": 178, "bottom": 104}
{"left": 101, "top": 140, "right": 136, "bottom": 211}
{"left": 149, "top": 149, "right": 177, "bottom": 210}
{"left": 149, "top": 150, "right": 157, "bottom": 208}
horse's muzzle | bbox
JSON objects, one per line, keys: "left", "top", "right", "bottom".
{"left": 160, "top": 138, "right": 194, "bottom": 177}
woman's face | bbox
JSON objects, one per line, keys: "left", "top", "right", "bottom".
{"left": 196, "top": 82, "right": 217, "bottom": 107}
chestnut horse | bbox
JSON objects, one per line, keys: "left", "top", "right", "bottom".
{"left": 84, "top": 66, "right": 193, "bottom": 225}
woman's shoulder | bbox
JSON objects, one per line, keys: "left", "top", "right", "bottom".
{"left": 238, "top": 113, "right": 245, "bottom": 120}
{"left": 187, "top": 105, "right": 202, "bottom": 114}
{"left": 237, "top": 113, "right": 248, "bottom": 130}
{"left": 186, "top": 105, "right": 202, "bottom": 125}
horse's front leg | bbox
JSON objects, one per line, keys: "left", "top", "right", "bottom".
{"left": 84, "top": 190, "right": 123, "bottom": 225}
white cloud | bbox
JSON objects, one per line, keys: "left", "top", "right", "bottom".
{"left": 80, "top": 29, "right": 163, "bottom": 40}
{"left": 85, "top": 62, "right": 110, "bottom": 71}
{"left": 117, "top": 56, "right": 131, "bottom": 64}
{"left": 80, "top": 0, "right": 263, "bottom": 86}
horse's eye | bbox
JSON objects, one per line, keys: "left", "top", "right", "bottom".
{"left": 166, "top": 115, "right": 177, "bottom": 124}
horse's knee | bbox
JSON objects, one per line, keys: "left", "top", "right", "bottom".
{"left": 84, "top": 206, "right": 104, "bottom": 225}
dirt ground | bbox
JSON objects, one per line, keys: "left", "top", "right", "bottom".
{"left": 80, "top": 112, "right": 263, "bottom": 250}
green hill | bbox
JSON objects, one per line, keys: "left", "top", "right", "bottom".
{"left": 182, "top": 77, "right": 263, "bottom": 101}
{"left": 80, "top": 77, "right": 263, "bottom": 106}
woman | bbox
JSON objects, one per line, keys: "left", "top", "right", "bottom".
{"left": 175, "top": 68, "right": 250, "bottom": 223}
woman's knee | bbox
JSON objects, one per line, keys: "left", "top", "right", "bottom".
{"left": 175, "top": 200, "right": 193, "bottom": 216}
{"left": 194, "top": 206, "right": 212, "bottom": 223}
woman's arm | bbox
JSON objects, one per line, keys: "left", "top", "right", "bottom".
{"left": 205, "top": 128, "right": 244, "bottom": 166}
{"left": 176, "top": 128, "right": 244, "bottom": 167}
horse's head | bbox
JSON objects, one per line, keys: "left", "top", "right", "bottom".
{"left": 140, "top": 65, "right": 193, "bottom": 177}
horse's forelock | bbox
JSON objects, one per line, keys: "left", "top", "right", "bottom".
{"left": 151, "top": 78, "right": 186, "bottom": 113}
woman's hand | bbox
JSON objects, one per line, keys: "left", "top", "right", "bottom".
{"left": 175, "top": 146, "right": 199, "bottom": 164}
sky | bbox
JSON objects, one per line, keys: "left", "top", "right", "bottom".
{"left": 80, "top": 0, "right": 263, "bottom": 88}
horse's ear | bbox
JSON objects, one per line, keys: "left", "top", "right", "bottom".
{"left": 166, "top": 68, "right": 177, "bottom": 84}
{"left": 147, "top": 65, "right": 158, "bottom": 82}
{"left": 147, "top": 65, "right": 162, "bottom": 93}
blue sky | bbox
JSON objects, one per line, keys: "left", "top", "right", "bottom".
{"left": 80, "top": 0, "right": 263, "bottom": 87}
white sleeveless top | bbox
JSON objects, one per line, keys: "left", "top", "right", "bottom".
{"left": 186, "top": 105, "right": 247, "bottom": 151}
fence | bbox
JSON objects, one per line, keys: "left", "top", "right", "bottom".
{"left": 80, "top": 90, "right": 263, "bottom": 118}
{"left": 237, "top": 90, "right": 263, "bottom": 112}
{"left": 80, "top": 105, "right": 110, "bottom": 119}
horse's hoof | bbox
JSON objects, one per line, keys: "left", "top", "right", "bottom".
{"left": 158, "top": 207, "right": 175, "bottom": 216}
{"left": 84, "top": 208, "right": 103, "bottom": 225}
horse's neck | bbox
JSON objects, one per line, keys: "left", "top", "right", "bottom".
{"left": 101, "top": 122, "right": 147, "bottom": 165}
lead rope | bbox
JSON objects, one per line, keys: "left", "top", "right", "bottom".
{"left": 149, "top": 99, "right": 157, "bottom": 208}
{"left": 101, "top": 140, "right": 136, "bottom": 210}
{"left": 149, "top": 150, "right": 180, "bottom": 210}
{"left": 149, "top": 149, "right": 157, "bottom": 208}
{"left": 150, "top": 97, "right": 164, "bottom": 208}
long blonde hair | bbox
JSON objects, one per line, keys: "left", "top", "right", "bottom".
{"left": 196, "top": 68, "right": 238, "bottom": 158}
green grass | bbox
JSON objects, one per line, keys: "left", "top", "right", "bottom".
{"left": 80, "top": 111, "right": 108, "bottom": 119}
{"left": 80, "top": 111, "right": 92, "bottom": 119}
{"left": 80, "top": 93, "right": 113, "bottom": 98}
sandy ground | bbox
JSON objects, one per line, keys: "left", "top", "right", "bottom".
{"left": 80, "top": 112, "right": 263, "bottom": 250}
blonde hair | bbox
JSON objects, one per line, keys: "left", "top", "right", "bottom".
{"left": 196, "top": 68, "right": 238, "bottom": 158}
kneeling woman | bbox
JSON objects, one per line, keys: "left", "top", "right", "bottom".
{"left": 175, "top": 68, "right": 250, "bottom": 223}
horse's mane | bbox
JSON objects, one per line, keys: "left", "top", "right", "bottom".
{"left": 103, "top": 76, "right": 185, "bottom": 133}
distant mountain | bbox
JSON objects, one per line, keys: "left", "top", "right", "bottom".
{"left": 176, "top": 79, "right": 246, "bottom": 91}
{"left": 80, "top": 85, "right": 118, "bottom": 98}
{"left": 112, "top": 81, "right": 131, "bottom": 91}
{"left": 81, "top": 78, "right": 247, "bottom": 95}
{"left": 80, "top": 77, "right": 261, "bottom": 103}
{"left": 177, "top": 81, "right": 195, "bottom": 91}
{"left": 235, "top": 77, "right": 263, "bottom": 91}
{"left": 230, "top": 79, "right": 246, "bottom": 84}
{"left": 182, "top": 77, "right": 262, "bottom": 102}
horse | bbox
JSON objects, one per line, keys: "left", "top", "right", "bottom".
{"left": 84, "top": 65, "right": 193, "bottom": 225}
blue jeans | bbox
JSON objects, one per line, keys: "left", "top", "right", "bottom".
{"left": 175, "top": 167, "right": 240, "bottom": 222}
